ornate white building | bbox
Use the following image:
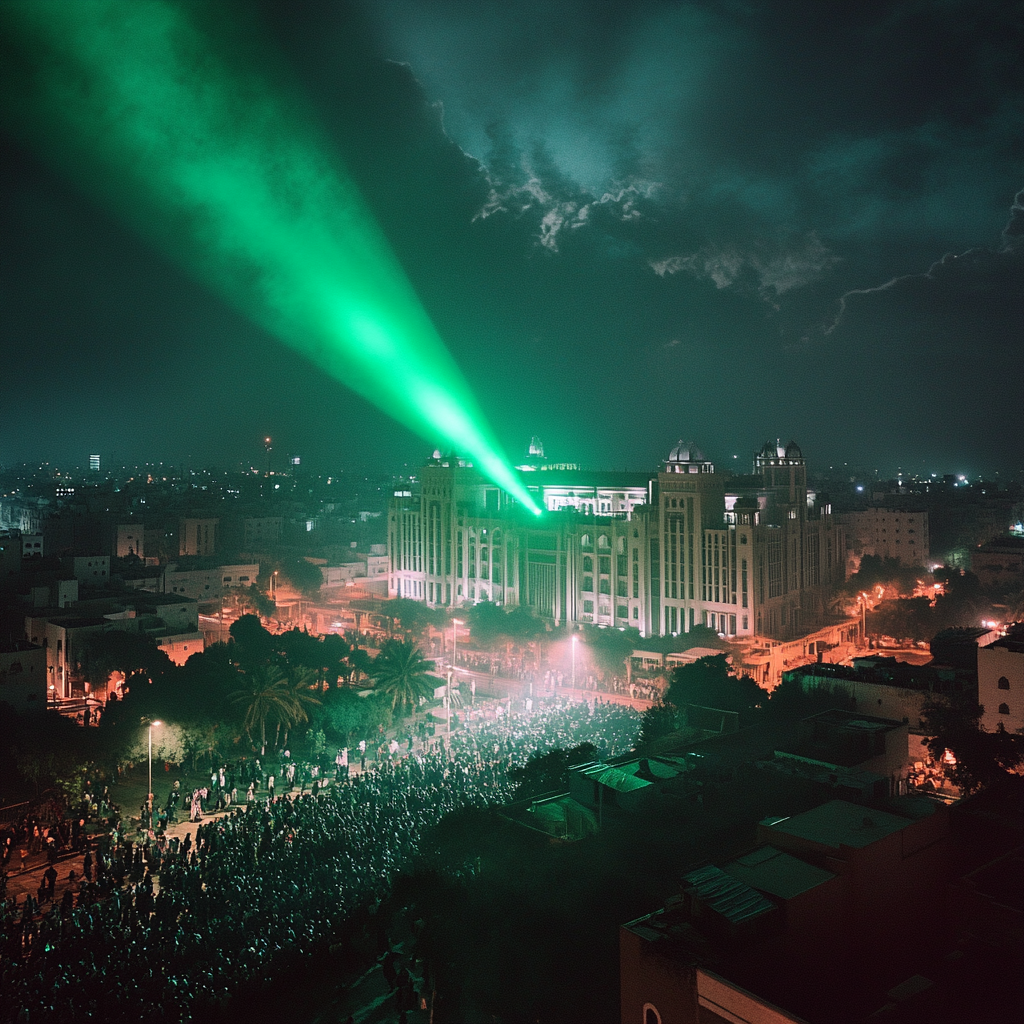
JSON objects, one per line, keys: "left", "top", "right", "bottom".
{"left": 387, "top": 439, "right": 845, "bottom": 641}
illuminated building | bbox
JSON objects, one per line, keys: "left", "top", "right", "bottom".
{"left": 388, "top": 438, "right": 845, "bottom": 640}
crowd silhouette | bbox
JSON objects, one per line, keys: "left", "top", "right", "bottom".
{"left": 0, "top": 697, "right": 640, "bottom": 1023}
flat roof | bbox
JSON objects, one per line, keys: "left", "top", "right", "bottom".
{"left": 0, "top": 639, "right": 43, "bottom": 654}
{"left": 722, "top": 845, "right": 836, "bottom": 900}
{"left": 763, "top": 800, "right": 919, "bottom": 851}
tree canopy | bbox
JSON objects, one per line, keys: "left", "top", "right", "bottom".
{"left": 665, "top": 654, "right": 761, "bottom": 715}
{"left": 370, "top": 640, "right": 437, "bottom": 717}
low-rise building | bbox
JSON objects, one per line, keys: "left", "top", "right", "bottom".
{"left": 978, "top": 626, "right": 1024, "bottom": 734}
{"left": 839, "top": 507, "right": 929, "bottom": 570}
{"left": 0, "top": 639, "right": 47, "bottom": 710}
{"left": 621, "top": 798, "right": 952, "bottom": 1024}
{"left": 970, "top": 535, "right": 1024, "bottom": 588}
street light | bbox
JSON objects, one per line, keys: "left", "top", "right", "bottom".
{"left": 448, "top": 619, "right": 463, "bottom": 734}
{"left": 146, "top": 719, "right": 162, "bottom": 832}
{"left": 571, "top": 633, "right": 578, "bottom": 690}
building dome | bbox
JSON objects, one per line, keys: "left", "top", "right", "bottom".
{"left": 784, "top": 440, "right": 803, "bottom": 459}
{"left": 667, "top": 440, "right": 706, "bottom": 463}
{"left": 758, "top": 439, "right": 788, "bottom": 460}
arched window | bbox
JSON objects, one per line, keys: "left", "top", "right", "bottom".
{"left": 998, "top": 703, "right": 1010, "bottom": 715}
{"left": 643, "top": 1004, "right": 662, "bottom": 1024}
{"left": 998, "top": 676, "right": 1010, "bottom": 690}
{"left": 633, "top": 528, "right": 639, "bottom": 538}
{"left": 598, "top": 534, "right": 610, "bottom": 549}
{"left": 581, "top": 534, "right": 592, "bottom": 549}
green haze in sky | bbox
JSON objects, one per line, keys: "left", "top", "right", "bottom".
{"left": 0, "top": 0, "right": 540, "bottom": 512}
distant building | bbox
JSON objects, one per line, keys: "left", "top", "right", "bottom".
{"left": 163, "top": 563, "right": 258, "bottom": 604}
{"left": 115, "top": 524, "right": 144, "bottom": 559}
{"left": 21, "top": 534, "right": 43, "bottom": 559}
{"left": 243, "top": 516, "right": 283, "bottom": 550}
{"left": 89, "top": 454, "right": 100, "bottom": 473}
{"left": 838, "top": 506, "right": 929, "bottom": 571}
{"left": 0, "top": 639, "right": 47, "bottom": 710}
{"left": 61, "top": 555, "right": 110, "bottom": 588}
{"left": 970, "top": 535, "right": 1024, "bottom": 588}
{"left": 179, "top": 517, "right": 218, "bottom": 557}
{"left": 978, "top": 626, "right": 1024, "bottom": 735}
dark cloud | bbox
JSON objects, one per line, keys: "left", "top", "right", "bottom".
{"left": 1, "top": 0, "right": 1021, "bottom": 477}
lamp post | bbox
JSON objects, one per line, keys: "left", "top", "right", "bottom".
{"left": 448, "top": 619, "right": 462, "bottom": 733}
{"left": 860, "top": 592, "right": 868, "bottom": 643}
{"left": 571, "top": 634, "right": 577, "bottom": 690}
{"left": 146, "top": 719, "right": 162, "bottom": 832}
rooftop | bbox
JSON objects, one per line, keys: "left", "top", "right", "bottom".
{"left": 722, "top": 845, "right": 836, "bottom": 901}
{"left": 682, "top": 864, "right": 777, "bottom": 925}
{"left": 762, "top": 799, "right": 922, "bottom": 851}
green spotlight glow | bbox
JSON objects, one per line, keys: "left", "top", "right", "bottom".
{"left": 0, "top": 1, "right": 540, "bottom": 513}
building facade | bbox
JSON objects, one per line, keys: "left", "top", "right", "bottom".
{"left": 839, "top": 506, "right": 930, "bottom": 571}
{"left": 388, "top": 439, "right": 845, "bottom": 641}
{"left": 978, "top": 627, "right": 1024, "bottom": 735}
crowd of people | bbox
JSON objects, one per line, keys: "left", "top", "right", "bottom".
{"left": 0, "top": 697, "right": 641, "bottom": 1022}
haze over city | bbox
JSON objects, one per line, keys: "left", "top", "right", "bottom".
{"left": 0, "top": 4, "right": 1021, "bottom": 1024}
{"left": 2, "top": 0, "right": 1021, "bottom": 479}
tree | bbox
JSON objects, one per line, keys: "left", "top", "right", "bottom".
{"left": 509, "top": 743, "right": 597, "bottom": 800}
{"left": 384, "top": 598, "right": 442, "bottom": 639}
{"left": 79, "top": 629, "right": 172, "bottom": 693}
{"left": 280, "top": 557, "right": 324, "bottom": 599}
{"left": 920, "top": 692, "right": 1024, "bottom": 795}
{"left": 231, "top": 665, "right": 299, "bottom": 754}
{"left": 229, "top": 614, "right": 277, "bottom": 667}
{"left": 237, "top": 582, "right": 277, "bottom": 619}
{"left": 370, "top": 640, "right": 437, "bottom": 717}
{"left": 665, "top": 654, "right": 761, "bottom": 715}
{"left": 279, "top": 666, "right": 322, "bottom": 748}
{"left": 638, "top": 703, "right": 679, "bottom": 746}
{"left": 581, "top": 626, "right": 639, "bottom": 680}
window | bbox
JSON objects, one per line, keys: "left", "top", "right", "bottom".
{"left": 643, "top": 1004, "right": 662, "bottom": 1024}
{"left": 582, "top": 576, "right": 593, "bottom": 592}
{"left": 632, "top": 607, "right": 638, "bottom": 619}
{"left": 598, "top": 534, "right": 610, "bottom": 549}
{"left": 599, "top": 556, "right": 611, "bottom": 575}
{"left": 998, "top": 703, "right": 1010, "bottom": 715}
{"left": 583, "top": 556, "right": 593, "bottom": 573}
{"left": 617, "top": 605, "right": 628, "bottom": 619}
{"left": 617, "top": 580, "right": 627, "bottom": 597}
{"left": 599, "top": 579, "right": 610, "bottom": 595}
{"left": 581, "top": 534, "right": 592, "bottom": 549}
{"left": 583, "top": 600, "right": 594, "bottom": 613}
{"left": 998, "top": 676, "right": 1010, "bottom": 690}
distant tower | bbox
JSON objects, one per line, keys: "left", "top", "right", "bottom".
{"left": 89, "top": 454, "right": 100, "bottom": 473}
{"left": 528, "top": 436, "right": 545, "bottom": 459}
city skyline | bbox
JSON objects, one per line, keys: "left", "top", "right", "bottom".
{"left": 2, "top": 1, "right": 1022, "bottom": 478}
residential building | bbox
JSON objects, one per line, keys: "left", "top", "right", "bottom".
{"left": 115, "top": 523, "right": 145, "bottom": 559}
{"left": 0, "top": 639, "right": 47, "bottom": 710}
{"left": 978, "top": 625, "right": 1024, "bottom": 734}
{"left": 838, "top": 506, "right": 930, "bottom": 571}
{"left": 620, "top": 798, "right": 953, "bottom": 1024}
{"left": 970, "top": 535, "right": 1024, "bottom": 588}
{"left": 179, "top": 517, "right": 218, "bottom": 556}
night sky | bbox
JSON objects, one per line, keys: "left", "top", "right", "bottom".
{"left": 1, "top": 0, "right": 1021, "bottom": 478}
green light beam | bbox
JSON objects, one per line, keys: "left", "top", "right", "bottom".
{"left": 0, "top": 1, "right": 541, "bottom": 513}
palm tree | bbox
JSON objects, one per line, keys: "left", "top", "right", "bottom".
{"left": 231, "top": 665, "right": 297, "bottom": 755}
{"left": 279, "top": 666, "right": 322, "bottom": 748}
{"left": 370, "top": 640, "right": 437, "bottom": 718}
